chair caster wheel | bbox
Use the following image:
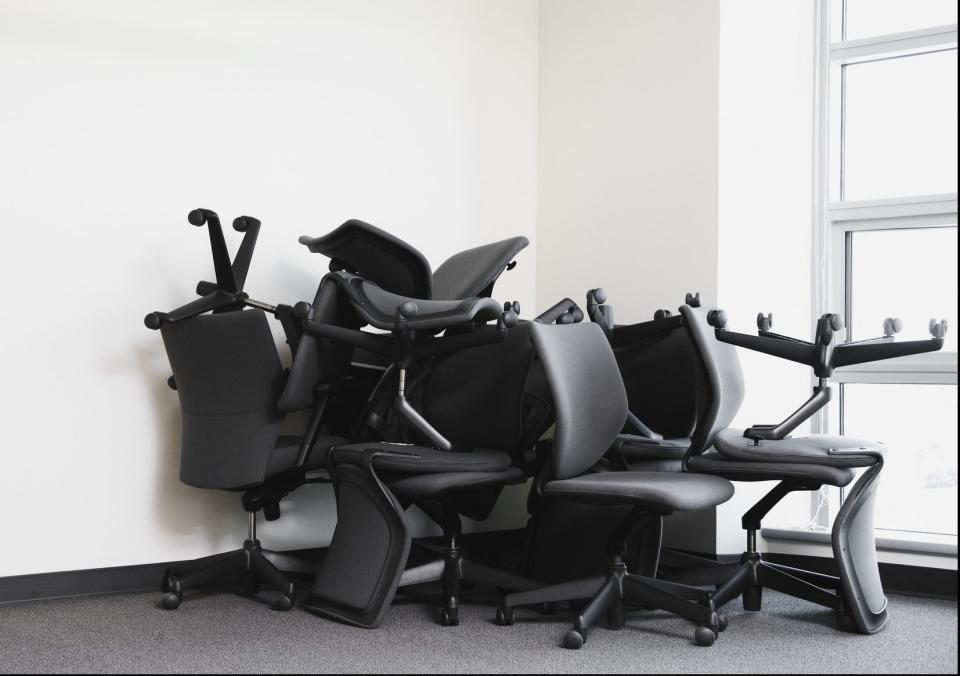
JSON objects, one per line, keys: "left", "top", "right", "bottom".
{"left": 440, "top": 608, "right": 459, "bottom": 626}
{"left": 161, "top": 593, "right": 182, "bottom": 610}
{"left": 496, "top": 607, "right": 515, "bottom": 626}
{"left": 563, "top": 629, "right": 585, "bottom": 650}
{"left": 717, "top": 614, "right": 728, "bottom": 632}
{"left": 695, "top": 626, "right": 717, "bottom": 647}
{"left": 271, "top": 594, "right": 294, "bottom": 612}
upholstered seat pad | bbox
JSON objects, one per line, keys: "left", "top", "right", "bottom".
{"left": 542, "top": 471, "right": 734, "bottom": 511}
{"left": 267, "top": 435, "right": 345, "bottom": 476}
{"left": 714, "top": 428, "right": 884, "bottom": 468}
{"left": 615, "top": 434, "right": 689, "bottom": 459}
{"left": 331, "top": 442, "right": 514, "bottom": 474}
{"left": 387, "top": 468, "right": 525, "bottom": 501}
{"left": 688, "top": 451, "right": 856, "bottom": 486}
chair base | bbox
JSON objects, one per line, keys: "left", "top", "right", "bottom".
{"left": 400, "top": 539, "right": 542, "bottom": 626}
{"left": 161, "top": 538, "right": 296, "bottom": 612}
{"left": 498, "top": 558, "right": 725, "bottom": 649}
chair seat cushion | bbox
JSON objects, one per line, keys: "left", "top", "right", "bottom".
{"left": 388, "top": 468, "right": 525, "bottom": 502}
{"left": 613, "top": 435, "right": 688, "bottom": 471}
{"left": 542, "top": 471, "right": 734, "bottom": 512}
{"left": 715, "top": 428, "right": 884, "bottom": 468}
{"left": 688, "top": 451, "right": 856, "bottom": 486}
{"left": 331, "top": 442, "right": 513, "bottom": 474}
{"left": 267, "top": 435, "right": 345, "bottom": 476}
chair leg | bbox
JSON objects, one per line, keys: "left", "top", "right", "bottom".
{"left": 757, "top": 561, "right": 842, "bottom": 611}
{"left": 502, "top": 576, "right": 607, "bottom": 612}
{"left": 707, "top": 560, "right": 757, "bottom": 611}
{"left": 247, "top": 546, "right": 296, "bottom": 611}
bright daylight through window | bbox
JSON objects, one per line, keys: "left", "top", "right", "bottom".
{"left": 818, "top": 0, "right": 958, "bottom": 543}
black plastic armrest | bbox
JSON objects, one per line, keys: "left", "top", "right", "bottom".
{"left": 715, "top": 329, "right": 817, "bottom": 367}
{"left": 535, "top": 298, "right": 584, "bottom": 324}
{"left": 832, "top": 337, "right": 944, "bottom": 368}
{"left": 608, "top": 315, "right": 683, "bottom": 348}
{"left": 302, "top": 320, "right": 394, "bottom": 356}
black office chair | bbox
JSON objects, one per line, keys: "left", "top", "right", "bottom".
{"left": 495, "top": 321, "right": 736, "bottom": 649}
{"left": 663, "top": 302, "right": 946, "bottom": 634}
{"left": 147, "top": 209, "right": 352, "bottom": 611}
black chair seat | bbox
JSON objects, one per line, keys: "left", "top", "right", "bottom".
{"left": 387, "top": 468, "right": 525, "bottom": 501}
{"left": 613, "top": 435, "right": 688, "bottom": 471}
{"left": 714, "top": 428, "right": 884, "bottom": 468}
{"left": 688, "top": 451, "right": 856, "bottom": 486}
{"left": 542, "top": 471, "right": 734, "bottom": 511}
{"left": 331, "top": 442, "right": 513, "bottom": 474}
{"left": 267, "top": 435, "right": 345, "bottom": 476}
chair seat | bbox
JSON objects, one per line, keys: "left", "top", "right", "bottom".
{"left": 688, "top": 451, "right": 856, "bottom": 486}
{"left": 613, "top": 434, "right": 688, "bottom": 471}
{"left": 542, "top": 471, "right": 734, "bottom": 512}
{"left": 331, "top": 442, "right": 514, "bottom": 474}
{"left": 388, "top": 468, "right": 525, "bottom": 501}
{"left": 267, "top": 435, "right": 345, "bottom": 476}
{"left": 714, "top": 428, "right": 884, "bottom": 468}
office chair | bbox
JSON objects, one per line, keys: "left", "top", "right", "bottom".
{"left": 146, "top": 209, "right": 353, "bottom": 611}
{"left": 298, "top": 270, "right": 543, "bottom": 628}
{"left": 496, "top": 321, "right": 736, "bottom": 649}
{"left": 663, "top": 302, "right": 946, "bottom": 634}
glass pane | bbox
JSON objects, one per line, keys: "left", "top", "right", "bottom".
{"left": 842, "top": 49, "right": 958, "bottom": 201}
{"left": 845, "top": 0, "right": 958, "bottom": 41}
{"left": 850, "top": 227, "right": 957, "bottom": 352}
{"left": 842, "top": 383, "right": 958, "bottom": 536}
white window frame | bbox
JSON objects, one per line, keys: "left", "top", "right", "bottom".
{"left": 808, "top": 0, "right": 958, "bottom": 548}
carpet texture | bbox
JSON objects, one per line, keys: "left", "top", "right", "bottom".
{"left": 0, "top": 588, "right": 956, "bottom": 673}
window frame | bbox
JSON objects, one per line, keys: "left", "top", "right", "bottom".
{"left": 810, "top": 0, "right": 958, "bottom": 542}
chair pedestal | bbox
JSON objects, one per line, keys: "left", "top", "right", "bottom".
{"left": 161, "top": 513, "right": 295, "bottom": 612}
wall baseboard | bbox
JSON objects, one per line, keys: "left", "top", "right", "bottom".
{"left": 1, "top": 533, "right": 954, "bottom": 608}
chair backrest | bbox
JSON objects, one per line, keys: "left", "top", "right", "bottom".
{"left": 431, "top": 236, "right": 529, "bottom": 300}
{"left": 613, "top": 322, "right": 701, "bottom": 439}
{"left": 530, "top": 321, "right": 629, "bottom": 481}
{"left": 161, "top": 309, "right": 284, "bottom": 490}
{"left": 680, "top": 304, "right": 745, "bottom": 462}
{"left": 276, "top": 276, "right": 360, "bottom": 413}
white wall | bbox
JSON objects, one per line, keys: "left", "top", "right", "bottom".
{"left": 536, "top": 0, "right": 720, "bottom": 325}
{"left": 715, "top": 0, "right": 818, "bottom": 555}
{"left": 0, "top": 0, "right": 539, "bottom": 577}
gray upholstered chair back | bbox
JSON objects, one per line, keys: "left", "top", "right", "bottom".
{"left": 680, "top": 304, "right": 745, "bottom": 461}
{"left": 161, "top": 309, "right": 284, "bottom": 490}
{"left": 530, "top": 322, "right": 628, "bottom": 481}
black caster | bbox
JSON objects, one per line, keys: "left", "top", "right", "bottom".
{"left": 695, "top": 626, "right": 717, "bottom": 647}
{"left": 440, "top": 608, "right": 459, "bottom": 626}
{"left": 161, "top": 592, "right": 182, "bottom": 610}
{"left": 271, "top": 594, "right": 294, "bottom": 612}
{"left": 496, "top": 607, "right": 515, "bottom": 626}
{"left": 717, "top": 614, "right": 728, "bottom": 632}
{"left": 563, "top": 629, "right": 585, "bottom": 650}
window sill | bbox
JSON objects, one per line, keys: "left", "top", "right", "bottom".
{"left": 761, "top": 526, "right": 958, "bottom": 556}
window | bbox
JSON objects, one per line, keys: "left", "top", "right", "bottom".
{"left": 815, "top": 1, "right": 958, "bottom": 542}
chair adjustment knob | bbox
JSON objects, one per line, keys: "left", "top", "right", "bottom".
{"left": 685, "top": 292, "right": 701, "bottom": 308}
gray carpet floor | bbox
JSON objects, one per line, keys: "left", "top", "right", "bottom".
{"left": 0, "top": 588, "right": 956, "bottom": 674}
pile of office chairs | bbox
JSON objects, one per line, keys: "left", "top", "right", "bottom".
{"left": 145, "top": 209, "right": 947, "bottom": 648}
